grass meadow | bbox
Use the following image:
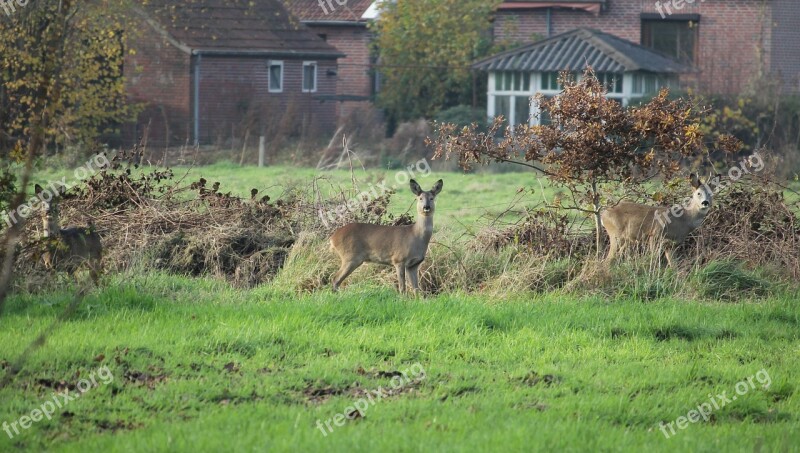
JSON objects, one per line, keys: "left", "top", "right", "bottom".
{"left": 2, "top": 162, "right": 798, "bottom": 452}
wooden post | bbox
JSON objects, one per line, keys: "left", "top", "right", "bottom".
{"left": 258, "top": 136, "right": 266, "bottom": 167}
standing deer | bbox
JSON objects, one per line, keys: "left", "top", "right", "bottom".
{"left": 601, "top": 174, "right": 716, "bottom": 266}
{"left": 330, "top": 179, "right": 443, "bottom": 294}
{"left": 35, "top": 184, "right": 103, "bottom": 284}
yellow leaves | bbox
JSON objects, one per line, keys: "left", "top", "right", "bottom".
{"left": 0, "top": 1, "right": 138, "bottom": 146}
{"left": 684, "top": 123, "right": 701, "bottom": 139}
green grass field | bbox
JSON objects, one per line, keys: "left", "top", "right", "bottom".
{"left": 3, "top": 162, "right": 798, "bottom": 452}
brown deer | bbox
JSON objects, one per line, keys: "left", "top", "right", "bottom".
{"left": 330, "top": 179, "right": 443, "bottom": 294}
{"left": 35, "top": 184, "right": 103, "bottom": 284}
{"left": 601, "top": 174, "right": 716, "bottom": 266}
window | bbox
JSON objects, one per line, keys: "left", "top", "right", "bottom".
{"left": 597, "top": 73, "right": 623, "bottom": 94}
{"left": 537, "top": 96, "right": 553, "bottom": 126}
{"left": 642, "top": 20, "right": 698, "bottom": 64}
{"left": 303, "top": 62, "right": 317, "bottom": 93}
{"left": 495, "top": 96, "right": 511, "bottom": 122}
{"left": 541, "top": 72, "right": 561, "bottom": 91}
{"left": 632, "top": 73, "right": 678, "bottom": 95}
{"left": 494, "top": 72, "right": 530, "bottom": 92}
{"left": 514, "top": 96, "right": 531, "bottom": 125}
{"left": 269, "top": 61, "right": 283, "bottom": 93}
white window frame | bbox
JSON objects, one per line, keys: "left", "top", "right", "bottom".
{"left": 268, "top": 60, "right": 284, "bottom": 93}
{"left": 302, "top": 61, "right": 318, "bottom": 93}
{"left": 630, "top": 72, "right": 678, "bottom": 98}
{"left": 488, "top": 70, "right": 680, "bottom": 126}
{"left": 487, "top": 71, "right": 535, "bottom": 128}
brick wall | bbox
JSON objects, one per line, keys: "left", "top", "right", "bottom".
{"left": 124, "top": 21, "right": 193, "bottom": 148}
{"left": 125, "top": 21, "right": 339, "bottom": 148}
{"left": 307, "top": 25, "right": 373, "bottom": 120}
{"left": 494, "top": 0, "right": 778, "bottom": 94}
{"left": 197, "top": 56, "right": 338, "bottom": 143}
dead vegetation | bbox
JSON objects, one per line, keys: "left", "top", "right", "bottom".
{"left": 14, "top": 149, "right": 416, "bottom": 290}
{"left": 15, "top": 150, "right": 301, "bottom": 288}
{"left": 12, "top": 146, "right": 800, "bottom": 300}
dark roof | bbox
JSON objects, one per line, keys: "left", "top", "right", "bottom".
{"left": 498, "top": 1, "right": 605, "bottom": 14}
{"left": 473, "top": 28, "right": 694, "bottom": 73}
{"left": 139, "top": 0, "right": 343, "bottom": 58}
{"left": 284, "top": 0, "right": 374, "bottom": 23}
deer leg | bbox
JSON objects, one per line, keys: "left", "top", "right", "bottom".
{"left": 89, "top": 258, "right": 103, "bottom": 286}
{"left": 605, "top": 236, "right": 619, "bottom": 263}
{"left": 332, "top": 260, "right": 361, "bottom": 292}
{"left": 407, "top": 264, "right": 421, "bottom": 295}
{"left": 395, "top": 264, "right": 406, "bottom": 294}
{"left": 664, "top": 247, "right": 675, "bottom": 268}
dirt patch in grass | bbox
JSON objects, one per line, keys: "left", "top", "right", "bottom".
{"left": 123, "top": 367, "right": 168, "bottom": 389}
{"left": 520, "top": 371, "right": 562, "bottom": 387}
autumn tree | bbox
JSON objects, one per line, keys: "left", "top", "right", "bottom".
{"left": 0, "top": 0, "right": 138, "bottom": 154}
{"left": 0, "top": 0, "right": 143, "bottom": 313}
{"left": 429, "top": 69, "right": 741, "bottom": 252}
{"left": 371, "top": 0, "right": 501, "bottom": 124}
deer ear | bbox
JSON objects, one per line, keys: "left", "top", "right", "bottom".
{"left": 690, "top": 173, "right": 701, "bottom": 189}
{"left": 34, "top": 184, "right": 44, "bottom": 195}
{"left": 430, "top": 179, "right": 443, "bottom": 196}
{"left": 410, "top": 179, "right": 423, "bottom": 196}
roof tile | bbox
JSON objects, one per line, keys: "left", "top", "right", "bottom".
{"left": 142, "top": 0, "right": 342, "bottom": 56}
{"left": 283, "top": 0, "right": 375, "bottom": 22}
{"left": 473, "top": 28, "right": 694, "bottom": 74}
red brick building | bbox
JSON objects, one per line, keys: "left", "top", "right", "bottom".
{"left": 492, "top": 0, "right": 800, "bottom": 94}
{"left": 124, "top": 0, "right": 343, "bottom": 148}
{"left": 285, "top": 0, "right": 378, "bottom": 120}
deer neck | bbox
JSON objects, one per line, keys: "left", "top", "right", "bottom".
{"left": 682, "top": 203, "right": 709, "bottom": 230}
{"left": 414, "top": 213, "right": 434, "bottom": 242}
{"left": 42, "top": 213, "right": 59, "bottom": 238}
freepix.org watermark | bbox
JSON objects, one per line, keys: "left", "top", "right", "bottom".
{"left": 319, "top": 158, "right": 433, "bottom": 228}
{"left": 315, "top": 363, "right": 426, "bottom": 436}
{"left": 656, "top": 150, "right": 765, "bottom": 228}
{"left": 659, "top": 368, "right": 771, "bottom": 439}
{"left": 3, "top": 366, "right": 114, "bottom": 439}
{"left": 655, "top": 0, "right": 706, "bottom": 19}
{"left": 1, "top": 0, "right": 30, "bottom": 17}
{"left": 1, "top": 152, "right": 109, "bottom": 229}
{"left": 317, "top": 0, "right": 348, "bottom": 16}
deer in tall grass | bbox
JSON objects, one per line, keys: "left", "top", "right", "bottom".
{"left": 35, "top": 184, "right": 103, "bottom": 284}
{"left": 330, "top": 179, "right": 443, "bottom": 294}
{"left": 601, "top": 174, "right": 717, "bottom": 267}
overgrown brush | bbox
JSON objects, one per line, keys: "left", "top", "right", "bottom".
{"left": 16, "top": 151, "right": 303, "bottom": 288}
{"left": 470, "top": 177, "right": 798, "bottom": 300}
{"left": 13, "top": 148, "right": 799, "bottom": 300}
{"left": 682, "top": 183, "right": 800, "bottom": 279}
{"left": 15, "top": 151, "right": 415, "bottom": 290}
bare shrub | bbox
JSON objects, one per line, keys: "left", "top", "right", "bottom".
{"left": 383, "top": 119, "right": 431, "bottom": 165}
{"left": 15, "top": 152, "right": 302, "bottom": 289}
{"left": 479, "top": 210, "right": 593, "bottom": 259}
{"left": 338, "top": 105, "right": 385, "bottom": 148}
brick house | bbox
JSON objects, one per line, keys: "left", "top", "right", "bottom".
{"left": 124, "top": 0, "right": 343, "bottom": 148}
{"left": 474, "top": 28, "right": 693, "bottom": 126}
{"left": 491, "top": 0, "right": 800, "bottom": 95}
{"left": 285, "top": 0, "right": 379, "bottom": 121}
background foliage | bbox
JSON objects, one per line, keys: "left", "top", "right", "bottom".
{"left": 371, "top": 0, "right": 501, "bottom": 125}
